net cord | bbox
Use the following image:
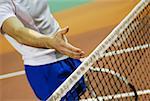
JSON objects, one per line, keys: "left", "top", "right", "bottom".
{"left": 47, "top": 1, "right": 149, "bottom": 101}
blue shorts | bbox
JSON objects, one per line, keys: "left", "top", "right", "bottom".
{"left": 25, "top": 58, "right": 86, "bottom": 101}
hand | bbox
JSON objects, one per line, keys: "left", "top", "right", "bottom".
{"left": 47, "top": 26, "right": 85, "bottom": 59}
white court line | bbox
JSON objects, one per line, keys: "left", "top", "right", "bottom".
{"left": 80, "top": 89, "right": 150, "bottom": 101}
{"left": 0, "top": 70, "right": 25, "bottom": 80}
{"left": 0, "top": 44, "right": 149, "bottom": 80}
{"left": 104, "top": 44, "right": 150, "bottom": 57}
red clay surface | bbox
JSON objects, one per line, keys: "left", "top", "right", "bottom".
{"left": 0, "top": 0, "right": 143, "bottom": 100}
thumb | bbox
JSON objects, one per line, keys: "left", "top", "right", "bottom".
{"left": 59, "top": 26, "right": 69, "bottom": 35}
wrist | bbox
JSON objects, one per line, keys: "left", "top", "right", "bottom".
{"left": 41, "top": 36, "right": 53, "bottom": 49}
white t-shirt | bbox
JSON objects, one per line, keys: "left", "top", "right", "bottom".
{"left": 0, "top": 0, "right": 68, "bottom": 66}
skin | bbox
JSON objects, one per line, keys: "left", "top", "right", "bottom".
{"left": 2, "top": 17, "right": 85, "bottom": 59}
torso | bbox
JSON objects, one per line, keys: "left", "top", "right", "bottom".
{"left": 3, "top": 0, "right": 68, "bottom": 66}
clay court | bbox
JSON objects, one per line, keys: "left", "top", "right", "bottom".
{"left": 1, "top": 0, "right": 149, "bottom": 100}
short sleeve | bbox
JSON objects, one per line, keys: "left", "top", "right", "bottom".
{"left": 0, "top": 0, "right": 16, "bottom": 33}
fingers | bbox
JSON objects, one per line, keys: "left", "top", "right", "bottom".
{"left": 58, "top": 26, "right": 69, "bottom": 35}
{"left": 59, "top": 47, "right": 85, "bottom": 59}
{"left": 58, "top": 42, "right": 85, "bottom": 59}
{"left": 67, "top": 43, "right": 85, "bottom": 54}
{"left": 55, "top": 26, "right": 69, "bottom": 41}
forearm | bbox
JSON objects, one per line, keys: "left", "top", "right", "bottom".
{"left": 2, "top": 17, "right": 52, "bottom": 48}
{"left": 14, "top": 27, "right": 51, "bottom": 48}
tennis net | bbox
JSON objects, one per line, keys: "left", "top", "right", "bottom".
{"left": 48, "top": 0, "right": 150, "bottom": 101}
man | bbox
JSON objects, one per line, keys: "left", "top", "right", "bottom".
{"left": 0, "top": 0, "right": 86, "bottom": 100}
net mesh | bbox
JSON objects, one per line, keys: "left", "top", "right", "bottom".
{"left": 48, "top": 1, "right": 150, "bottom": 101}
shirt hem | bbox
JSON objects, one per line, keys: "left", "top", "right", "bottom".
{"left": 23, "top": 56, "right": 69, "bottom": 66}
